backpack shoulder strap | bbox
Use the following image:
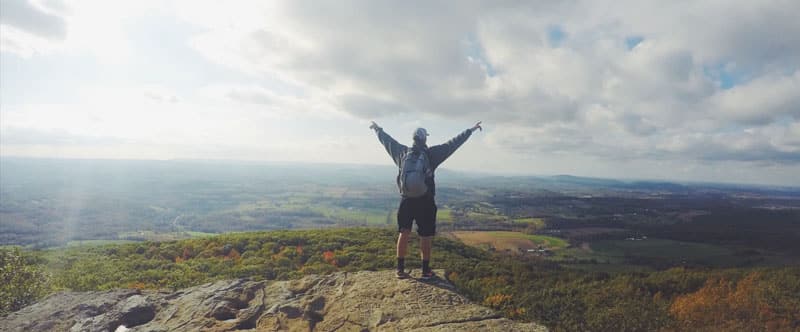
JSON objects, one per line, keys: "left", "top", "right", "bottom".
{"left": 419, "top": 147, "right": 432, "bottom": 175}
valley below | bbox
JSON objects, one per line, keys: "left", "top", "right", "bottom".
{"left": 2, "top": 158, "right": 799, "bottom": 331}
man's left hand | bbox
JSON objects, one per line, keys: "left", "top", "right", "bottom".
{"left": 370, "top": 121, "right": 381, "bottom": 131}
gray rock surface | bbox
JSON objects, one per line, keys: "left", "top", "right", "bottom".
{"left": 2, "top": 269, "right": 547, "bottom": 331}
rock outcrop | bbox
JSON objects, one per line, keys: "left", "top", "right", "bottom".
{"left": 2, "top": 269, "right": 547, "bottom": 331}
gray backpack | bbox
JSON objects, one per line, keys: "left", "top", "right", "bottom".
{"left": 399, "top": 150, "right": 431, "bottom": 197}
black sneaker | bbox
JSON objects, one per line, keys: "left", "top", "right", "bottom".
{"left": 420, "top": 270, "right": 435, "bottom": 280}
{"left": 396, "top": 270, "right": 411, "bottom": 279}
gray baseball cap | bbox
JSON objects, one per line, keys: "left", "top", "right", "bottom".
{"left": 413, "top": 128, "right": 429, "bottom": 140}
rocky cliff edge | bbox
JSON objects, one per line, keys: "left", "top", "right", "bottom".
{"left": 2, "top": 269, "right": 547, "bottom": 332}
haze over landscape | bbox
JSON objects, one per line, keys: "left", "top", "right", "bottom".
{"left": 2, "top": 0, "right": 799, "bottom": 185}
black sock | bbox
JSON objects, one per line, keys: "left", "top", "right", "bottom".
{"left": 397, "top": 258, "right": 405, "bottom": 272}
{"left": 422, "top": 260, "right": 430, "bottom": 272}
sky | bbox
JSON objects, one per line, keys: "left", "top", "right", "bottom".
{"left": 1, "top": 0, "right": 799, "bottom": 186}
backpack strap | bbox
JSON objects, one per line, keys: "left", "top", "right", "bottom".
{"left": 420, "top": 148, "right": 432, "bottom": 177}
{"left": 406, "top": 147, "right": 432, "bottom": 173}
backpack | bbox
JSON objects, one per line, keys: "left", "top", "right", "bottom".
{"left": 399, "top": 149, "right": 431, "bottom": 197}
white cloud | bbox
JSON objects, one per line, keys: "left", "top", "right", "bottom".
{"left": 0, "top": 0, "right": 67, "bottom": 40}
{"left": 2, "top": 0, "right": 799, "bottom": 185}
{"left": 710, "top": 71, "right": 800, "bottom": 125}
{"left": 178, "top": 0, "right": 800, "bottom": 168}
{"left": 1, "top": 0, "right": 165, "bottom": 61}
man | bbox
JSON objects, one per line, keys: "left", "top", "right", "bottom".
{"left": 370, "top": 121, "right": 482, "bottom": 279}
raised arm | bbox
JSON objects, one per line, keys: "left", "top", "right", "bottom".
{"left": 370, "top": 121, "right": 407, "bottom": 167}
{"left": 428, "top": 122, "right": 482, "bottom": 169}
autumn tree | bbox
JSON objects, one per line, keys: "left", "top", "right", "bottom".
{"left": 670, "top": 272, "right": 799, "bottom": 331}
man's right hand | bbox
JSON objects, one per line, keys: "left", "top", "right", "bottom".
{"left": 369, "top": 121, "right": 381, "bottom": 131}
{"left": 471, "top": 121, "right": 483, "bottom": 132}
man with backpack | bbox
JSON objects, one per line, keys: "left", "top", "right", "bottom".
{"left": 370, "top": 121, "right": 483, "bottom": 279}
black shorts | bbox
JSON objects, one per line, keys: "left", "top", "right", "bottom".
{"left": 397, "top": 196, "right": 437, "bottom": 236}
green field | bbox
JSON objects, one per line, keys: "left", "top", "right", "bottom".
{"left": 438, "top": 208, "right": 453, "bottom": 222}
{"left": 484, "top": 231, "right": 568, "bottom": 249}
{"left": 65, "top": 240, "right": 137, "bottom": 247}
{"left": 512, "top": 217, "right": 545, "bottom": 227}
{"left": 453, "top": 231, "right": 569, "bottom": 252}
{"left": 465, "top": 211, "right": 506, "bottom": 222}
{"left": 186, "top": 231, "right": 218, "bottom": 238}
{"left": 313, "top": 206, "right": 388, "bottom": 225}
{"left": 231, "top": 199, "right": 391, "bottom": 226}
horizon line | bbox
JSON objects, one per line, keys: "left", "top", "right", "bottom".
{"left": 1, "top": 154, "right": 797, "bottom": 190}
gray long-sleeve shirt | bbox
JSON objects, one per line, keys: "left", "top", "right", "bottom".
{"left": 374, "top": 127, "right": 473, "bottom": 197}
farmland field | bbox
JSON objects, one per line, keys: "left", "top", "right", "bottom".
{"left": 437, "top": 208, "right": 454, "bottom": 222}
{"left": 450, "top": 231, "right": 568, "bottom": 252}
{"left": 512, "top": 217, "right": 545, "bottom": 227}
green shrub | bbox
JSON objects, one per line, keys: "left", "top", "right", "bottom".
{"left": 1, "top": 248, "right": 51, "bottom": 314}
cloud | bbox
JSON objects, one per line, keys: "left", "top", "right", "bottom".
{"left": 0, "top": 126, "right": 128, "bottom": 145}
{"left": 338, "top": 94, "right": 411, "bottom": 119}
{"left": 0, "top": 0, "right": 69, "bottom": 57}
{"left": 143, "top": 86, "right": 180, "bottom": 104}
{"left": 1, "top": 0, "right": 166, "bottom": 61}
{"left": 198, "top": 84, "right": 329, "bottom": 117}
{"left": 0, "top": 0, "right": 67, "bottom": 40}
{"left": 179, "top": 0, "right": 800, "bottom": 166}
{"left": 654, "top": 124, "right": 800, "bottom": 163}
{"left": 710, "top": 71, "right": 800, "bottom": 125}
{"left": 224, "top": 86, "right": 283, "bottom": 106}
